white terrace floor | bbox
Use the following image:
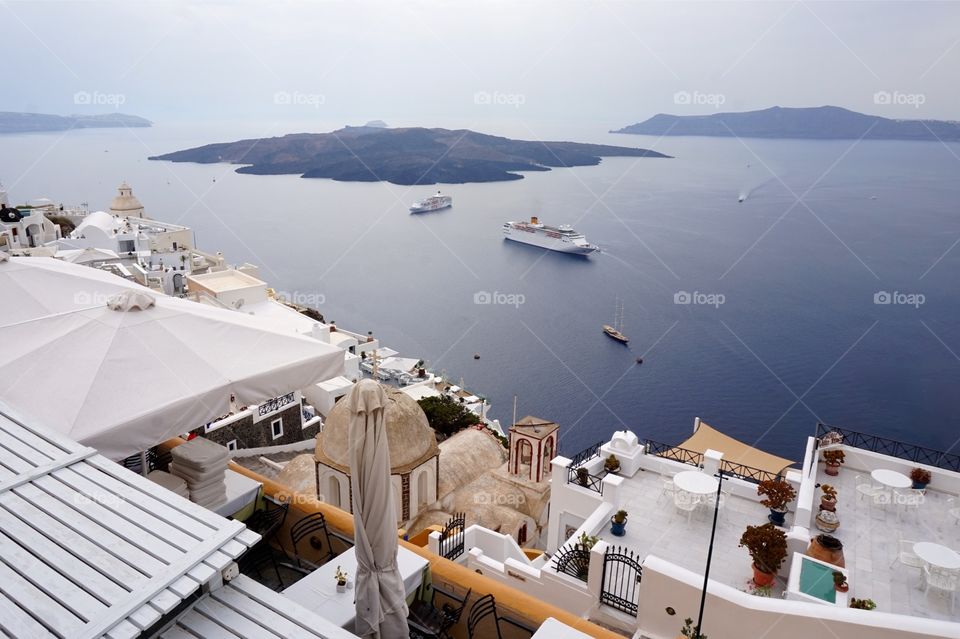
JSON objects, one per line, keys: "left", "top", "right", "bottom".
{"left": 595, "top": 465, "right": 960, "bottom": 622}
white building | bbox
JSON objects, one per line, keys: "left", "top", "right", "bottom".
{"left": 0, "top": 186, "right": 63, "bottom": 250}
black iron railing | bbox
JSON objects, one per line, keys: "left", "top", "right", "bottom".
{"left": 438, "top": 512, "right": 465, "bottom": 561}
{"left": 817, "top": 423, "right": 960, "bottom": 473}
{"left": 567, "top": 441, "right": 603, "bottom": 469}
{"left": 551, "top": 543, "right": 592, "bottom": 583}
{"left": 644, "top": 439, "right": 704, "bottom": 468}
{"left": 600, "top": 545, "right": 642, "bottom": 616}
{"left": 567, "top": 465, "right": 605, "bottom": 494}
{"left": 719, "top": 460, "right": 783, "bottom": 484}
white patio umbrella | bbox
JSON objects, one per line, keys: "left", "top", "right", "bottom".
{"left": 55, "top": 247, "right": 121, "bottom": 264}
{"left": 0, "top": 287, "right": 345, "bottom": 459}
{"left": 348, "top": 379, "right": 410, "bottom": 639}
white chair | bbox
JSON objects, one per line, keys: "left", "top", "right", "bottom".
{"left": 893, "top": 488, "right": 923, "bottom": 521}
{"left": 658, "top": 473, "right": 677, "bottom": 504}
{"left": 922, "top": 564, "right": 959, "bottom": 612}
{"left": 674, "top": 490, "right": 699, "bottom": 523}
{"left": 704, "top": 491, "right": 728, "bottom": 521}
{"left": 889, "top": 537, "right": 924, "bottom": 571}
{"left": 947, "top": 497, "right": 960, "bottom": 526}
{"left": 855, "top": 474, "right": 884, "bottom": 503}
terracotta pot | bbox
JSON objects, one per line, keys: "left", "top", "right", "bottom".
{"left": 820, "top": 496, "right": 837, "bottom": 512}
{"left": 836, "top": 582, "right": 849, "bottom": 593}
{"left": 824, "top": 462, "right": 840, "bottom": 476}
{"left": 807, "top": 534, "right": 845, "bottom": 568}
{"left": 752, "top": 563, "right": 776, "bottom": 587}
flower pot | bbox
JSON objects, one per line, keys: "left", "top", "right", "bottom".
{"left": 820, "top": 496, "right": 837, "bottom": 512}
{"left": 336, "top": 583, "right": 347, "bottom": 593}
{"left": 815, "top": 510, "right": 839, "bottom": 533}
{"left": 824, "top": 462, "right": 840, "bottom": 476}
{"left": 807, "top": 534, "right": 845, "bottom": 568}
{"left": 768, "top": 508, "right": 787, "bottom": 527}
{"left": 610, "top": 517, "right": 627, "bottom": 536}
{"left": 752, "top": 563, "right": 776, "bottom": 587}
{"left": 836, "top": 582, "right": 849, "bottom": 593}
{"left": 911, "top": 481, "right": 928, "bottom": 490}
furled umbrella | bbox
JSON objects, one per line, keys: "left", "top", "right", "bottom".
{"left": 348, "top": 379, "right": 409, "bottom": 639}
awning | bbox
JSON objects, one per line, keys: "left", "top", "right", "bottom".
{"left": 678, "top": 420, "right": 795, "bottom": 476}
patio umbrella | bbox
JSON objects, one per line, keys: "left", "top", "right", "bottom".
{"left": 348, "top": 379, "right": 409, "bottom": 639}
{"left": 0, "top": 287, "right": 345, "bottom": 459}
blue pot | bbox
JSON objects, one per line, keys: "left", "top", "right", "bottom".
{"left": 768, "top": 508, "right": 787, "bottom": 527}
{"left": 610, "top": 519, "right": 626, "bottom": 536}
{"left": 912, "top": 481, "right": 928, "bottom": 490}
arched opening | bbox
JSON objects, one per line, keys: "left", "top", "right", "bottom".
{"left": 541, "top": 437, "right": 555, "bottom": 481}
{"left": 518, "top": 522, "right": 528, "bottom": 546}
{"left": 417, "top": 469, "right": 430, "bottom": 510}
{"left": 327, "top": 474, "right": 341, "bottom": 508}
{"left": 517, "top": 439, "right": 533, "bottom": 480}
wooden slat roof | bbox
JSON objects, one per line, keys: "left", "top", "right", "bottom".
{"left": 0, "top": 408, "right": 260, "bottom": 639}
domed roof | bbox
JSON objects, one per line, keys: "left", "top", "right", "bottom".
{"left": 316, "top": 384, "right": 439, "bottom": 473}
{"left": 110, "top": 181, "right": 144, "bottom": 215}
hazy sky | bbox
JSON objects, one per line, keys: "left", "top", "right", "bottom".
{"left": 3, "top": 1, "right": 959, "bottom": 128}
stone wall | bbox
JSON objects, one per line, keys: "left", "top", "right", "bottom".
{"left": 190, "top": 403, "right": 316, "bottom": 449}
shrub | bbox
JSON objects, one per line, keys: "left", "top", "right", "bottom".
{"left": 757, "top": 479, "right": 797, "bottom": 511}
{"left": 739, "top": 523, "right": 788, "bottom": 575}
{"left": 909, "top": 467, "right": 931, "bottom": 484}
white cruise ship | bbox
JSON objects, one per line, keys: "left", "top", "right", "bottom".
{"left": 409, "top": 191, "right": 452, "bottom": 213}
{"left": 502, "top": 216, "right": 599, "bottom": 255}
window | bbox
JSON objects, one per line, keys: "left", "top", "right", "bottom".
{"left": 271, "top": 418, "right": 283, "bottom": 440}
{"left": 226, "top": 439, "right": 238, "bottom": 452}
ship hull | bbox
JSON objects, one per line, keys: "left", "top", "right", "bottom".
{"left": 502, "top": 228, "right": 599, "bottom": 254}
{"left": 409, "top": 202, "right": 452, "bottom": 213}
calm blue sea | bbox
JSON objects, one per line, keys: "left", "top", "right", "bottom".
{"left": 3, "top": 121, "right": 959, "bottom": 462}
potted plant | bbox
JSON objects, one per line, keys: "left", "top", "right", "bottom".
{"left": 910, "top": 467, "right": 931, "bottom": 490}
{"left": 680, "top": 618, "right": 707, "bottom": 639}
{"left": 610, "top": 509, "right": 628, "bottom": 536}
{"left": 815, "top": 508, "right": 840, "bottom": 533}
{"left": 577, "top": 532, "right": 599, "bottom": 550}
{"left": 576, "top": 466, "right": 590, "bottom": 487}
{"left": 832, "top": 571, "right": 849, "bottom": 593}
{"left": 604, "top": 454, "right": 621, "bottom": 474}
{"left": 807, "top": 533, "right": 845, "bottom": 567}
{"left": 334, "top": 566, "right": 348, "bottom": 593}
{"left": 757, "top": 479, "right": 796, "bottom": 526}
{"left": 822, "top": 450, "right": 845, "bottom": 476}
{"left": 820, "top": 484, "right": 838, "bottom": 511}
{"left": 849, "top": 598, "right": 876, "bottom": 610}
{"left": 739, "top": 523, "right": 788, "bottom": 587}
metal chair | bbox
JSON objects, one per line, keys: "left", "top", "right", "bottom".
{"left": 674, "top": 490, "right": 699, "bottom": 523}
{"left": 246, "top": 499, "right": 290, "bottom": 546}
{"left": 947, "top": 497, "right": 960, "bottom": 526}
{"left": 237, "top": 540, "right": 285, "bottom": 590}
{"left": 409, "top": 586, "right": 471, "bottom": 639}
{"left": 288, "top": 511, "right": 337, "bottom": 570}
{"left": 854, "top": 474, "right": 884, "bottom": 503}
{"left": 466, "top": 594, "right": 502, "bottom": 639}
{"left": 889, "top": 537, "right": 924, "bottom": 571}
{"left": 922, "top": 564, "right": 959, "bottom": 612}
{"left": 893, "top": 488, "right": 922, "bottom": 522}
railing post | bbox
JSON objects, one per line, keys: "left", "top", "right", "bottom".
{"left": 428, "top": 530, "right": 441, "bottom": 555}
{"left": 547, "top": 456, "right": 573, "bottom": 553}
{"left": 601, "top": 473, "right": 624, "bottom": 508}
{"left": 587, "top": 540, "right": 608, "bottom": 603}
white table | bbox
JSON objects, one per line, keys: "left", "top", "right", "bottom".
{"left": 871, "top": 468, "right": 911, "bottom": 489}
{"left": 212, "top": 468, "right": 262, "bottom": 517}
{"left": 531, "top": 617, "right": 594, "bottom": 638}
{"left": 674, "top": 470, "right": 719, "bottom": 495}
{"left": 914, "top": 542, "right": 960, "bottom": 570}
{"left": 282, "top": 546, "right": 429, "bottom": 629}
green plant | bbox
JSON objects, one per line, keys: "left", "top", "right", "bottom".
{"left": 757, "top": 479, "right": 797, "bottom": 511}
{"left": 849, "top": 598, "right": 876, "bottom": 610}
{"left": 417, "top": 395, "right": 477, "bottom": 437}
{"left": 743, "top": 580, "right": 773, "bottom": 597}
{"left": 739, "top": 523, "right": 788, "bottom": 575}
{"left": 680, "top": 617, "right": 707, "bottom": 639}
{"left": 822, "top": 450, "right": 846, "bottom": 465}
{"left": 577, "top": 532, "right": 599, "bottom": 550}
{"left": 909, "top": 467, "right": 931, "bottom": 484}
{"left": 613, "top": 509, "right": 628, "bottom": 524}
{"left": 821, "top": 484, "right": 838, "bottom": 500}
{"left": 334, "top": 566, "right": 348, "bottom": 585}
{"left": 604, "top": 454, "right": 621, "bottom": 473}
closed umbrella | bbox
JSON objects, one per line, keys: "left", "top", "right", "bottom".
{"left": 348, "top": 379, "right": 409, "bottom": 639}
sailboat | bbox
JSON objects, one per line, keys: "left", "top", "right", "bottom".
{"left": 602, "top": 299, "right": 629, "bottom": 344}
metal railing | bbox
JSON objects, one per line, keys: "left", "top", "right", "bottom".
{"left": 600, "top": 545, "right": 642, "bottom": 616}
{"left": 644, "top": 439, "right": 704, "bottom": 468}
{"left": 567, "top": 465, "right": 605, "bottom": 494}
{"left": 567, "top": 441, "right": 603, "bottom": 469}
{"left": 438, "top": 512, "right": 465, "bottom": 561}
{"left": 719, "top": 459, "right": 783, "bottom": 484}
{"left": 817, "top": 423, "right": 960, "bottom": 473}
{"left": 551, "top": 543, "right": 592, "bottom": 583}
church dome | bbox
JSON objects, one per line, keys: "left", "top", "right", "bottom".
{"left": 316, "top": 384, "right": 439, "bottom": 473}
{"left": 110, "top": 182, "right": 144, "bottom": 216}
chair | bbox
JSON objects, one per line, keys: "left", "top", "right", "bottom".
{"left": 288, "top": 511, "right": 336, "bottom": 570}
{"left": 854, "top": 474, "right": 884, "bottom": 503}
{"left": 658, "top": 473, "right": 677, "bottom": 503}
{"left": 466, "top": 594, "right": 503, "bottom": 639}
{"left": 241, "top": 499, "right": 289, "bottom": 586}
{"left": 893, "top": 488, "right": 922, "bottom": 522}
{"left": 409, "top": 586, "right": 471, "bottom": 639}
{"left": 922, "top": 564, "right": 959, "bottom": 612}
{"left": 237, "top": 540, "right": 285, "bottom": 590}
{"left": 889, "top": 537, "right": 924, "bottom": 571}
{"left": 674, "top": 490, "right": 699, "bottom": 523}
{"left": 947, "top": 498, "right": 960, "bottom": 526}
{"left": 246, "top": 498, "right": 290, "bottom": 545}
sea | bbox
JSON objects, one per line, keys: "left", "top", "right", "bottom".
{"left": 3, "top": 119, "right": 959, "bottom": 462}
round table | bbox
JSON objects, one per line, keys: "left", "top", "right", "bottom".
{"left": 674, "top": 470, "right": 719, "bottom": 495}
{"left": 913, "top": 542, "right": 960, "bottom": 570}
{"left": 870, "top": 468, "right": 911, "bottom": 489}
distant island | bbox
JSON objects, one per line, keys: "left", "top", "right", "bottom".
{"left": 612, "top": 105, "right": 960, "bottom": 141}
{"left": 150, "top": 126, "right": 670, "bottom": 185}
{"left": 0, "top": 112, "right": 152, "bottom": 134}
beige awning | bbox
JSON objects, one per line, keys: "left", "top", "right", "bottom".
{"left": 678, "top": 420, "right": 795, "bottom": 476}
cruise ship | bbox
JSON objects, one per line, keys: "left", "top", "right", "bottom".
{"left": 409, "top": 191, "right": 452, "bottom": 213}
{"left": 502, "top": 216, "right": 599, "bottom": 254}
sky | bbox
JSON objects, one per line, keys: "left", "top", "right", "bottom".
{"left": 2, "top": 0, "right": 959, "bottom": 130}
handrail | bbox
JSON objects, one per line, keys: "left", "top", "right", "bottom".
{"left": 719, "top": 459, "right": 782, "bottom": 484}
{"left": 644, "top": 439, "right": 703, "bottom": 468}
{"left": 817, "top": 422, "right": 960, "bottom": 472}
{"left": 567, "top": 441, "right": 602, "bottom": 469}
{"left": 566, "top": 465, "right": 605, "bottom": 494}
